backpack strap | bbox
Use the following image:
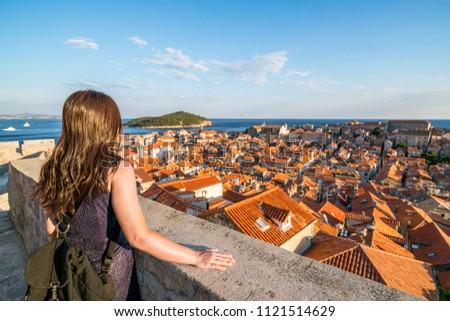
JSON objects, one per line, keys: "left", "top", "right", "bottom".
{"left": 101, "top": 219, "right": 121, "bottom": 274}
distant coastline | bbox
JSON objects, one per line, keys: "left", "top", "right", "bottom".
{"left": 0, "top": 114, "right": 61, "bottom": 120}
{"left": 1, "top": 118, "right": 450, "bottom": 143}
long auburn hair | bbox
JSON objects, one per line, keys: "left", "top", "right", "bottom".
{"left": 33, "top": 90, "right": 123, "bottom": 219}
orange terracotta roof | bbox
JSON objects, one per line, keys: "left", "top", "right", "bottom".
{"left": 370, "top": 208, "right": 404, "bottom": 239}
{"left": 370, "top": 231, "right": 413, "bottom": 259}
{"left": 428, "top": 213, "right": 450, "bottom": 228}
{"left": 300, "top": 202, "right": 338, "bottom": 236}
{"left": 346, "top": 212, "right": 373, "bottom": 223}
{"left": 208, "top": 197, "right": 226, "bottom": 210}
{"left": 392, "top": 203, "right": 433, "bottom": 230}
{"left": 317, "top": 201, "right": 346, "bottom": 223}
{"left": 225, "top": 187, "right": 316, "bottom": 246}
{"left": 223, "top": 172, "right": 253, "bottom": 183}
{"left": 304, "top": 232, "right": 437, "bottom": 300}
{"left": 160, "top": 175, "right": 221, "bottom": 192}
{"left": 134, "top": 168, "right": 154, "bottom": 183}
{"left": 314, "top": 219, "right": 338, "bottom": 236}
{"left": 253, "top": 165, "right": 268, "bottom": 173}
{"left": 273, "top": 173, "right": 290, "bottom": 183}
{"left": 303, "top": 232, "right": 357, "bottom": 262}
{"left": 409, "top": 222, "right": 450, "bottom": 265}
{"left": 363, "top": 246, "right": 437, "bottom": 300}
{"left": 223, "top": 188, "right": 247, "bottom": 203}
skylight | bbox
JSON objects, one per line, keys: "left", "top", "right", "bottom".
{"left": 255, "top": 218, "right": 270, "bottom": 232}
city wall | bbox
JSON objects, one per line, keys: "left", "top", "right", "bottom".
{"left": 0, "top": 139, "right": 54, "bottom": 176}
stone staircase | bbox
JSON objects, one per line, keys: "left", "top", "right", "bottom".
{"left": 0, "top": 184, "right": 28, "bottom": 301}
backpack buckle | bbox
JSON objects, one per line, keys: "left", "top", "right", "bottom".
{"left": 101, "top": 257, "right": 113, "bottom": 273}
{"left": 56, "top": 221, "right": 70, "bottom": 238}
{"left": 50, "top": 282, "right": 60, "bottom": 301}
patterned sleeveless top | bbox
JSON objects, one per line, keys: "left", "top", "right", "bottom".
{"left": 66, "top": 193, "right": 140, "bottom": 300}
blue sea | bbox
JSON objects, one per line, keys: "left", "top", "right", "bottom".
{"left": 0, "top": 118, "right": 449, "bottom": 143}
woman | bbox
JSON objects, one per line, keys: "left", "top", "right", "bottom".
{"left": 33, "top": 90, "right": 235, "bottom": 300}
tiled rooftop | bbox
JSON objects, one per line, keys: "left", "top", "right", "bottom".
{"left": 409, "top": 222, "right": 450, "bottom": 265}
{"left": 303, "top": 232, "right": 437, "bottom": 300}
{"left": 160, "top": 175, "right": 221, "bottom": 192}
{"left": 225, "top": 187, "right": 316, "bottom": 246}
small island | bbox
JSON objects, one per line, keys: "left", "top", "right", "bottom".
{"left": 124, "top": 111, "right": 212, "bottom": 129}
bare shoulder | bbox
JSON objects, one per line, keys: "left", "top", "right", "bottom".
{"left": 111, "top": 160, "right": 135, "bottom": 182}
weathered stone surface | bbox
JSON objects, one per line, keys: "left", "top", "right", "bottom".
{"left": 8, "top": 157, "right": 48, "bottom": 255}
{"left": 0, "top": 142, "right": 21, "bottom": 176}
{"left": 0, "top": 139, "right": 55, "bottom": 176}
{"left": 0, "top": 226, "right": 28, "bottom": 301}
{"left": 21, "top": 139, "right": 55, "bottom": 157}
{"left": 0, "top": 191, "right": 9, "bottom": 211}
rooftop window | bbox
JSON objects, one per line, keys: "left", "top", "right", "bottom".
{"left": 255, "top": 218, "right": 270, "bottom": 232}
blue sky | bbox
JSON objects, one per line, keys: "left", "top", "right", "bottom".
{"left": 0, "top": 0, "right": 449, "bottom": 118}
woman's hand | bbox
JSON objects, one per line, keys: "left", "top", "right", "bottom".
{"left": 195, "top": 249, "right": 235, "bottom": 271}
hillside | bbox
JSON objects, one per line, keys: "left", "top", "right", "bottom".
{"left": 124, "top": 111, "right": 212, "bottom": 128}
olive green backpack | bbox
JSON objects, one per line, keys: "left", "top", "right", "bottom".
{"left": 24, "top": 215, "right": 120, "bottom": 301}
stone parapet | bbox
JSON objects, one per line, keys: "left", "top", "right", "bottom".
{"left": 8, "top": 155, "right": 48, "bottom": 254}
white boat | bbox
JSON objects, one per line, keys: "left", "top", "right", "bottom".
{"left": 23, "top": 122, "right": 30, "bottom": 127}
{"left": 3, "top": 126, "right": 17, "bottom": 131}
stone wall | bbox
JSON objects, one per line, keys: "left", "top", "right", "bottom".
{"left": 0, "top": 142, "right": 21, "bottom": 176}
{"left": 0, "top": 139, "right": 55, "bottom": 176}
{"left": 8, "top": 155, "right": 48, "bottom": 254}
{"left": 21, "top": 139, "right": 55, "bottom": 158}
{"left": 8, "top": 155, "right": 420, "bottom": 301}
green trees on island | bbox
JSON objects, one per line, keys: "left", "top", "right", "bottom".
{"left": 124, "top": 111, "right": 211, "bottom": 128}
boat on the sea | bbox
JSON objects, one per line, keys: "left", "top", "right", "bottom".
{"left": 3, "top": 126, "right": 17, "bottom": 131}
{"left": 23, "top": 122, "right": 30, "bottom": 127}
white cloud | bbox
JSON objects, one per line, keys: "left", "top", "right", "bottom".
{"left": 209, "top": 51, "right": 288, "bottom": 85}
{"left": 141, "top": 47, "right": 208, "bottom": 73}
{"left": 354, "top": 85, "right": 367, "bottom": 90}
{"left": 147, "top": 68, "right": 200, "bottom": 81}
{"left": 279, "top": 78, "right": 336, "bottom": 89}
{"left": 65, "top": 80, "right": 153, "bottom": 90}
{"left": 63, "top": 37, "right": 98, "bottom": 50}
{"left": 140, "top": 48, "right": 289, "bottom": 85}
{"left": 107, "top": 80, "right": 153, "bottom": 90}
{"left": 382, "top": 87, "right": 400, "bottom": 93}
{"left": 65, "top": 80, "right": 102, "bottom": 87}
{"left": 285, "top": 69, "right": 312, "bottom": 77}
{"left": 129, "top": 36, "right": 148, "bottom": 48}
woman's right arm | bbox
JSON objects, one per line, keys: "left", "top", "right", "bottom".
{"left": 110, "top": 161, "right": 234, "bottom": 271}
